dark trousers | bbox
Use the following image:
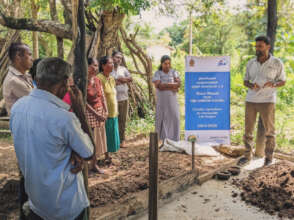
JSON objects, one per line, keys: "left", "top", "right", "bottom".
{"left": 19, "top": 174, "right": 28, "bottom": 220}
{"left": 27, "top": 208, "right": 88, "bottom": 220}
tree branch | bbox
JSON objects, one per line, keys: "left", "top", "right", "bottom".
{"left": 129, "top": 70, "right": 146, "bottom": 75}
{"left": 0, "top": 13, "right": 72, "bottom": 39}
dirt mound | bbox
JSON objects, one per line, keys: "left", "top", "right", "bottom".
{"left": 88, "top": 146, "right": 193, "bottom": 207}
{"left": 88, "top": 143, "right": 231, "bottom": 208}
{"left": 233, "top": 161, "right": 294, "bottom": 218}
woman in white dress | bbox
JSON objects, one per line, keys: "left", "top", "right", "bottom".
{"left": 152, "top": 55, "right": 181, "bottom": 141}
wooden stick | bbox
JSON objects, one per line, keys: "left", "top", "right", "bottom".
{"left": 192, "top": 141, "right": 195, "bottom": 171}
{"left": 149, "top": 132, "right": 158, "bottom": 220}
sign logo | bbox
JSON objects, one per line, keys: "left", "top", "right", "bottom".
{"left": 217, "top": 58, "right": 227, "bottom": 66}
{"left": 189, "top": 58, "right": 195, "bottom": 67}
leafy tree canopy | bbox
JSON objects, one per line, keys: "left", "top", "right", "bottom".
{"left": 89, "top": 0, "right": 150, "bottom": 15}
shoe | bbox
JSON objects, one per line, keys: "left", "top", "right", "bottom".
{"left": 237, "top": 157, "right": 250, "bottom": 166}
{"left": 264, "top": 158, "right": 272, "bottom": 166}
{"left": 215, "top": 171, "right": 231, "bottom": 181}
{"left": 227, "top": 166, "right": 241, "bottom": 176}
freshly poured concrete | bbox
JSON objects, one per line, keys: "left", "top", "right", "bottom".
{"left": 136, "top": 158, "right": 284, "bottom": 220}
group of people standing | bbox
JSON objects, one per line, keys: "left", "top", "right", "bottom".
{"left": 152, "top": 36, "right": 287, "bottom": 169}
{"left": 1, "top": 35, "right": 286, "bottom": 220}
{"left": 28, "top": 52, "right": 132, "bottom": 174}
{"left": 3, "top": 42, "right": 133, "bottom": 219}
{"left": 87, "top": 53, "right": 132, "bottom": 173}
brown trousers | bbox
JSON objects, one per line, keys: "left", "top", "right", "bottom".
{"left": 243, "top": 102, "right": 275, "bottom": 160}
{"left": 118, "top": 100, "right": 129, "bottom": 142}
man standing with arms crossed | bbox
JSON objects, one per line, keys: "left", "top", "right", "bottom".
{"left": 10, "top": 57, "right": 94, "bottom": 220}
{"left": 111, "top": 50, "right": 132, "bottom": 148}
{"left": 242, "top": 35, "right": 286, "bottom": 166}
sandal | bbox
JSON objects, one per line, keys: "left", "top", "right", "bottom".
{"left": 227, "top": 166, "right": 241, "bottom": 176}
{"left": 105, "top": 157, "right": 112, "bottom": 165}
{"left": 237, "top": 157, "right": 250, "bottom": 166}
{"left": 215, "top": 171, "right": 231, "bottom": 181}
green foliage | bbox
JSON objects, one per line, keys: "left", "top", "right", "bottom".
{"left": 126, "top": 104, "right": 155, "bottom": 136}
{"left": 89, "top": 0, "right": 150, "bottom": 15}
{"left": 125, "top": 0, "right": 294, "bottom": 153}
{"left": 6, "top": 0, "right": 294, "bottom": 152}
{"left": 164, "top": 21, "right": 187, "bottom": 47}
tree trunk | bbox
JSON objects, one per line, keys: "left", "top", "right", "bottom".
{"left": 71, "top": 0, "right": 92, "bottom": 217}
{"left": 67, "top": 9, "right": 124, "bottom": 60}
{"left": 49, "top": 0, "right": 64, "bottom": 59}
{"left": 31, "top": 0, "right": 39, "bottom": 59}
{"left": 96, "top": 10, "right": 125, "bottom": 57}
{"left": 267, "top": 0, "right": 277, "bottom": 54}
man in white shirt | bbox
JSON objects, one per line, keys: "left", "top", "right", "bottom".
{"left": 243, "top": 35, "right": 286, "bottom": 166}
{"left": 3, "top": 43, "right": 33, "bottom": 115}
{"left": 2, "top": 42, "right": 33, "bottom": 220}
{"left": 111, "top": 50, "right": 132, "bottom": 148}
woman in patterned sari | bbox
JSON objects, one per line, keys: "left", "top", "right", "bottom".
{"left": 86, "top": 58, "right": 109, "bottom": 173}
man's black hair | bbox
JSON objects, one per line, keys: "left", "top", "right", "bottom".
{"left": 8, "top": 42, "right": 28, "bottom": 61}
{"left": 255, "top": 35, "right": 271, "bottom": 45}
{"left": 88, "top": 57, "right": 94, "bottom": 65}
{"left": 29, "top": 58, "right": 43, "bottom": 81}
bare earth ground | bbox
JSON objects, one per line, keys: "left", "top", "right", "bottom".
{"left": 0, "top": 135, "right": 234, "bottom": 219}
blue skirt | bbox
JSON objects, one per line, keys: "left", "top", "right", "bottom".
{"left": 105, "top": 117, "right": 120, "bottom": 152}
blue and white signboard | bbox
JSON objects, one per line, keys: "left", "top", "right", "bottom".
{"left": 185, "top": 56, "right": 230, "bottom": 144}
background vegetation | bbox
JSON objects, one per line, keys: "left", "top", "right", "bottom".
{"left": 125, "top": 0, "right": 294, "bottom": 153}
{"left": 0, "top": 0, "right": 293, "bottom": 153}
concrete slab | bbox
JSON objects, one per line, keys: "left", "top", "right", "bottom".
{"left": 136, "top": 159, "right": 285, "bottom": 220}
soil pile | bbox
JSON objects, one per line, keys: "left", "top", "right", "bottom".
{"left": 89, "top": 144, "right": 193, "bottom": 207}
{"left": 88, "top": 138, "right": 232, "bottom": 208}
{"left": 233, "top": 161, "right": 294, "bottom": 218}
